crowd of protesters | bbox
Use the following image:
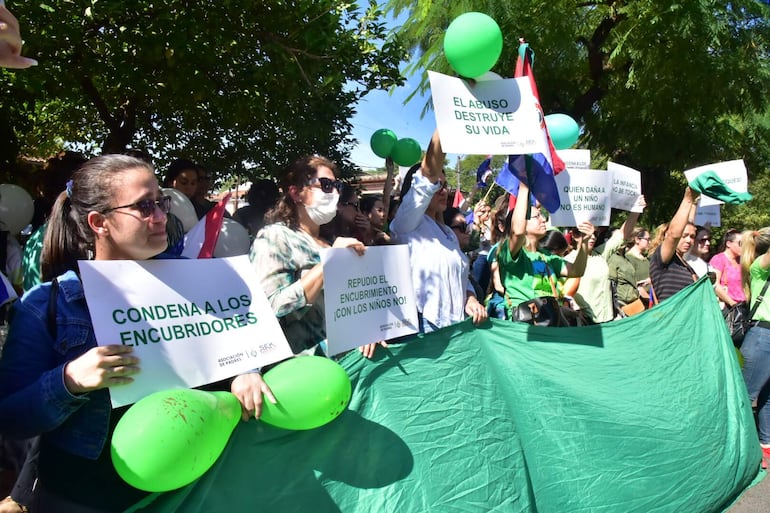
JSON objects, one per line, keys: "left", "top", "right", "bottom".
{"left": 2, "top": 4, "right": 770, "bottom": 511}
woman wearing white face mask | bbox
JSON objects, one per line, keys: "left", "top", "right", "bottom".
{"left": 236, "top": 157, "right": 365, "bottom": 419}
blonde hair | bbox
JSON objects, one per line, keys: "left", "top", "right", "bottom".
{"left": 648, "top": 223, "right": 669, "bottom": 255}
{"left": 740, "top": 228, "right": 770, "bottom": 302}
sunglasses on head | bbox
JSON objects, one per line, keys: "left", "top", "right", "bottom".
{"left": 104, "top": 195, "right": 172, "bottom": 218}
{"left": 308, "top": 177, "right": 344, "bottom": 194}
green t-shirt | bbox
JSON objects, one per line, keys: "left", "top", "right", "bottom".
{"left": 496, "top": 241, "right": 565, "bottom": 315}
{"left": 749, "top": 258, "right": 770, "bottom": 322}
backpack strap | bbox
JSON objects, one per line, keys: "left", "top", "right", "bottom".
{"left": 47, "top": 278, "right": 59, "bottom": 340}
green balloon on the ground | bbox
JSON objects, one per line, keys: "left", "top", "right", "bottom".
{"left": 370, "top": 128, "right": 398, "bottom": 158}
{"left": 111, "top": 389, "right": 241, "bottom": 492}
{"left": 545, "top": 113, "right": 580, "bottom": 150}
{"left": 443, "top": 12, "right": 503, "bottom": 79}
{"left": 260, "top": 356, "right": 352, "bottom": 430}
{"left": 391, "top": 138, "right": 422, "bottom": 167}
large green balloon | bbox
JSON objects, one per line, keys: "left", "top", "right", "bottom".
{"left": 390, "top": 138, "right": 422, "bottom": 167}
{"left": 370, "top": 128, "right": 398, "bottom": 159}
{"left": 260, "top": 356, "right": 352, "bottom": 430}
{"left": 111, "top": 389, "right": 241, "bottom": 492}
{"left": 443, "top": 12, "right": 503, "bottom": 79}
{"left": 545, "top": 113, "right": 580, "bottom": 150}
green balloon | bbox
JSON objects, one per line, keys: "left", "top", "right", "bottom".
{"left": 390, "top": 138, "right": 422, "bottom": 167}
{"left": 545, "top": 113, "right": 580, "bottom": 150}
{"left": 260, "top": 356, "right": 352, "bottom": 430}
{"left": 443, "top": 12, "right": 503, "bottom": 79}
{"left": 370, "top": 128, "right": 398, "bottom": 159}
{"left": 111, "top": 389, "right": 241, "bottom": 492}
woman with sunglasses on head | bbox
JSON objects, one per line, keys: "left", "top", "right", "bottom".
{"left": 0, "top": 155, "right": 177, "bottom": 511}
{"left": 711, "top": 229, "right": 745, "bottom": 308}
{"left": 242, "top": 156, "right": 366, "bottom": 398}
{"left": 389, "top": 131, "right": 487, "bottom": 334}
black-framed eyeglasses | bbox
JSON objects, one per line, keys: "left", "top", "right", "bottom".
{"left": 308, "top": 177, "right": 344, "bottom": 194}
{"left": 450, "top": 222, "right": 467, "bottom": 232}
{"left": 340, "top": 201, "right": 359, "bottom": 209}
{"left": 104, "top": 195, "right": 172, "bottom": 218}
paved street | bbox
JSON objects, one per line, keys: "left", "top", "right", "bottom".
{"left": 730, "top": 471, "right": 769, "bottom": 512}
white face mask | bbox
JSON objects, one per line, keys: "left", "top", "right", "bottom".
{"left": 304, "top": 188, "right": 339, "bottom": 225}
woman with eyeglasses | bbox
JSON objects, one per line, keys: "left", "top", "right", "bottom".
{"left": 711, "top": 229, "right": 745, "bottom": 308}
{"left": 389, "top": 131, "right": 487, "bottom": 333}
{"left": 0, "top": 155, "right": 181, "bottom": 511}
{"left": 245, "top": 155, "right": 366, "bottom": 381}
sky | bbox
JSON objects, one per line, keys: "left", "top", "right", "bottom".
{"left": 348, "top": 73, "right": 436, "bottom": 172}
{"left": 347, "top": 9, "right": 463, "bottom": 174}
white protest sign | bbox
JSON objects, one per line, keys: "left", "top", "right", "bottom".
{"left": 322, "top": 245, "right": 418, "bottom": 356}
{"left": 428, "top": 70, "right": 548, "bottom": 155}
{"left": 549, "top": 169, "right": 612, "bottom": 227}
{"left": 694, "top": 203, "right": 721, "bottom": 227}
{"left": 607, "top": 161, "right": 643, "bottom": 213}
{"left": 556, "top": 149, "right": 591, "bottom": 170}
{"left": 683, "top": 159, "right": 748, "bottom": 207}
{"left": 79, "top": 256, "right": 293, "bottom": 407}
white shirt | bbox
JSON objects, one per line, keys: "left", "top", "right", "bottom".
{"left": 683, "top": 252, "right": 712, "bottom": 278}
{"left": 390, "top": 173, "right": 471, "bottom": 329}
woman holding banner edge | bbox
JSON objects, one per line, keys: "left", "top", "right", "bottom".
{"left": 0, "top": 155, "right": 292, "bottom": 511}
{"left": 0, "top": 155, "right": 190, "bottom": 511}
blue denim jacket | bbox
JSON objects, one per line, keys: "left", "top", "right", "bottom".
{"left": 0, "top": 270, "right": 112, "bottom": 459}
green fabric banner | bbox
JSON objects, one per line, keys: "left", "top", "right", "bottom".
{"left": 130, "top": 277, "right": 760, "bottom": 512}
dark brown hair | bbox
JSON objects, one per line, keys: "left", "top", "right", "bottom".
{"left": 267, "top": 155, "right": 336, "bottom": 229}
{"left": 41, "top": 155, "right": 154, "bottom": 281}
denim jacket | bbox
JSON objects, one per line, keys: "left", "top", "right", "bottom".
{"left": 0, "top": 270, "right": 111, "bottom": 459}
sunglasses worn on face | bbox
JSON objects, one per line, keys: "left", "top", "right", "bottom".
{"left": 451, "top": 222, "right": 467, "bottom": 232}
{"left": 309, "top": 177, "right": 344, "bottom": 194}
{"left": 105, "top": 195, "right": 172, "bottom": 218}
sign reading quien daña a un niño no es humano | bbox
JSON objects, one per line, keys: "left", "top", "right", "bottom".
{"left": 79, "top": 256, "right": 294, "bottom": 408}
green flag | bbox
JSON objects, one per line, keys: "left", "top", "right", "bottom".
{"left": 130, "top": 277, "right": 760, "bottom": 513}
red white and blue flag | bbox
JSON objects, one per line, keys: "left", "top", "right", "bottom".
{"left": 508, "top": 41, "right": 564, "bottom": 213}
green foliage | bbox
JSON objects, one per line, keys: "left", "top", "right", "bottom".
{"left": 387, "top": 0, "right": 770, "bottom": 226}
{"left": 0, "top": 0, "right": 407, "bottom": 181}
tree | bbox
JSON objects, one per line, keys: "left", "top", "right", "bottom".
{"left": 386, "top": 0, "right": 770, "bottom": 225}
{"left": 0, "top": 0, "right": 406, "bottom": 181}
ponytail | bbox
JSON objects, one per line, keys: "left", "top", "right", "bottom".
{"left": 741, "top": 228, "right": 770, "bottom": 302}
{"left": 40, "top": 154, "right": 154, "bottom": 281}
{"left": 41, "top": 191, "right": 92, "bottom": 281}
